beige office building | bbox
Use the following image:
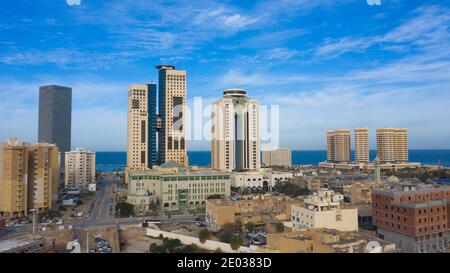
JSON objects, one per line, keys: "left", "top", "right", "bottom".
{"left": 157, "top": 65, "right": 188, "bottom": 167}
{"left": 327, "top": 129, "right": 351, "bottom": 163}
{"left": 376, "top": 128, "right": 408, "bottom": 163}
{"left": 354, "top": 128, "right": 369, "bottom": 163}
{"left": 262, "top": 147, "right": 292, "bottom": 167}
{"left": 0, "top": 138, "right": 59, "bottom": 219}
{"left": 211, "top": 89, "right": 260, "bottom": 171}
{"left": 65, "top": 148, "right": 96, "bottom": 190}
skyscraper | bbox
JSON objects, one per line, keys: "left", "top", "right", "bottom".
{"left": 38, "top": 85, "right": 72, "bottom": 168}
{"left": 157, "top": 65, "right": 188, "bottom": 166}
{"left": 211, "top": 88, "right": 260, "bottom": 171}
{"left": 354, "top": 128, "right": 369, "bottom": 163}
{"left": 127, "top": 84, "right": 157, "bottom": 171}
{"left": 376, "top": 128, "right": 408, "bottom": 163}
{"left": 326, "top": 129, "right": 351, "bottom": 163}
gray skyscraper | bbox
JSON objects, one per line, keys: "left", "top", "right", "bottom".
{"left": 38, "top": 85, "right": 72, "bottom": 168}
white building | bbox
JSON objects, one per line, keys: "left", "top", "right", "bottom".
{"left": 232, "top": 169, "right": 293, "bottom": 191}
{"left": 64, "top": 148, "right": 96, "bottom": 190}
{"left": 291, "top": 190, "right": 358, "bottom": 232}
{"left": 262, "top": 147, "right": 292, "bottom": 167}
{"left": 211, "top": 89, "right": 260, "bottom": 171}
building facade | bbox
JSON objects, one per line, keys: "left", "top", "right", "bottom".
{"left": 127, "top": 165, "right": 230, "bottom": 213}
{"left": 261, "top": 147, "right": 292, "bottom": 167}
{"left": 291, "top": 190, "right": 358, "bottom": 232}
{"left": 354, "top": 128, "right": 369, "bottom": 163}
{"left": 376, "top": 128, "right": 408, "bottom": 163}
{"left": 326, "top": 129, "right": 351, "bottom": 163}
{"left": 231, "top": 169, "right": 293, "bottom": 191}
{"left": 64, "top": 148, "right": 96, "bottom": 190}
{"left": 372, "top": 183, "right": 450, "bottom": 253}
{"left": 0, "top": 138, "right": 59, "bottom": 219}
{"left": 38, "top": 85, "right": 72, "bottom": 169}
{"left": 157, "top": 65, "right": 188, "bottom": 167}
{"left": 211, "top": 89, "right": 260, "bottom": 171}
{"left": 127, "top": 84, "right": 157, "bottom": 171}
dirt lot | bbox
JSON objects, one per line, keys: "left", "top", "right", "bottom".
{"left": 119, "top": 227, "right": 160, "bottom": 253}
{"left": 40, "top": 226, "right": 120, "bottom": 253}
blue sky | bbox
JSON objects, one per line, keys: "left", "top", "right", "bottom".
{"left": 0, "top": 0, "right": 449, "bottom": 151}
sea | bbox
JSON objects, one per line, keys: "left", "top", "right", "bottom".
{"left": 96, "top": 150, "right": 450, "bottom": 171}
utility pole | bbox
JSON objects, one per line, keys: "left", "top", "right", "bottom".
{"left": 86, "top": 229, "right": 89, "bottom": 253}
{"left": 30, "top": 209, "right": 37, "bottom": 238}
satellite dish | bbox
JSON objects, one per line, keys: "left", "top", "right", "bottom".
{"left": 365, "top": 241, "right": 383, "bottom": 253}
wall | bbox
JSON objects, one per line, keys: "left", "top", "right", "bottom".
{"left": 146, "top": 228, "right": 261, "bottom": 253}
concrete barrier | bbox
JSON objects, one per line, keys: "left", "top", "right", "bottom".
{"left": 146, "top": 228, "right": 261, "bottom": 253}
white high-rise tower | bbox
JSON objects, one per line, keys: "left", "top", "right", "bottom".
{"left": 211, "top": 89, "right": 260, "bottom": 171}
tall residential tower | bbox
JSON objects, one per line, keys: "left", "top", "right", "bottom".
{"left": 376, "top": 128, "right": 408, "bottom": 163}
{"left": 354, "top": 128, "right": 369, "bottom": 162}
{"left": 211, "top": 89, "right": 260, "bottom": 171}
{"left": 326, "top": 129, "right": 351, "bottom": 163}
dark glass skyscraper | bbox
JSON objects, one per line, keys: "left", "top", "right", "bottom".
{"left": 38, "top": 85, "right": 72, "bottom": 168}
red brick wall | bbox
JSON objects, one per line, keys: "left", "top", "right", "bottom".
{"left": 372, "top": 190, "right": 450, "bottom": 237}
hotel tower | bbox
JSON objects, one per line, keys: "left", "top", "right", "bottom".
{"left": 211, "top": 88, "right": 260, "bottom": 171}
{"left": 127, "top": 83, "right": 157, "bottom": 171}
{"left": 157, "top": 65, "right": 188, "bottom": 167}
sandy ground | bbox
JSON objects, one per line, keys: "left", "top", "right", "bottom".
{"left": 119, "top": 227, "right": 160, "bottom": 253}
{"left": 40, "top": 226, "right": 120, "bottom": 253}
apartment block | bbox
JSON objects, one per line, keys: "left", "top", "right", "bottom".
{"left": 261, "top": 147, "right": 292, "bottom": 167}
{"left": 64, "top": 148, "right": 96, "bottom": 190}
{"left": 354, "top": 128, "right": 369, "bottom": 162}
{"left": 0, "top": 138, "right": 59, "bottom": 219}
{"left": 376, "top": 128, "right": 408, "bottom": 163}
{"left": 326, "top": 129, "right": 351, "bottom": 163}
{"left": 211, "top": 88, "right": 260, "bottom": 171}
{"left": 291, "top": 189, "right": 358, "bottom": 232}
{"left": 372, "top": 183, "right": 450, "bottom": 253}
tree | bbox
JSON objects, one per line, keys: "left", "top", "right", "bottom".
{"left": 115, "top": 202, "right": 134, "bottom": 218}
{"left": 219, "top": 229, "right": 234, "bottom": 243}
{"left": 244, "top": 222, "right": 255, "bottom": 232}
{"left": 275, "top": 223, "right": 284, "bottom": 233}
{"left": 230, "top": 235, "right": 243, "bottom": 251}
{"left": 198, "top": 228, "right": 210, "bottom": 244}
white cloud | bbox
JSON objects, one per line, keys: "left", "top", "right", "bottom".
{"left": 66, "top": 0, "right": 81, "bottom": 6}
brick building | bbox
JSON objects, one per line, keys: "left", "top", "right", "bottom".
{"left": 372, "top": 183, "right": 450, "bottom": 252}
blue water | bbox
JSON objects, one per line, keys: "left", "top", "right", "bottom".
{"left": 96, "top": 150, "right": 450, "bottom": 171}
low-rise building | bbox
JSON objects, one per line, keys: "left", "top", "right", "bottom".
{"left": 372, "top": 183, "right": 450, "bottom": 253}
{"left": 0, "top": 235, "right": 54, "bottom": 253}
{"left": 342, "top": 181, "right": 375, "bottom": 205}
{"left": 127, "top": 162, "right": 231, "bottom": 214}
{"left": 263, "top": 228, "right": 396, "bottom": 253}
{"left": 232, "top": 169, "right": 293, "bottom": 191}
{"left": 205, "top": 195, "right": 296, "bottom": 230}
{"left": 291, "top": 190, "right": 358, "bottom": 232}
{"left": 261, "top": 148, "right": 292, "bottom": 167}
